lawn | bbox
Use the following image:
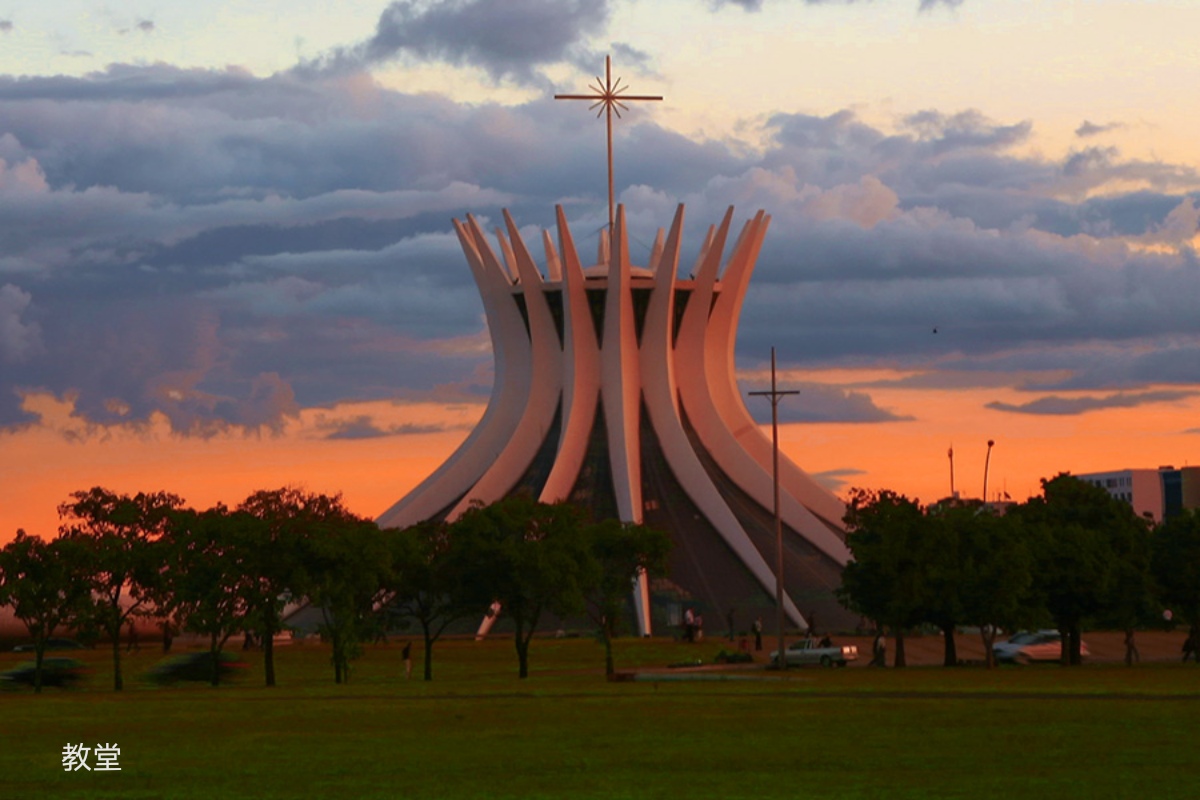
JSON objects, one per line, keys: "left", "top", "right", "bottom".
{"left": 2, "top": 635, "right": 1198, "bottom": 799}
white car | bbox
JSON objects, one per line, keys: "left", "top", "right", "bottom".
{"left": 993, "top": 630, "right": 1090, "bottom": 664}
{"left": 769, "top": 638, "right": 858, "bottom": 668}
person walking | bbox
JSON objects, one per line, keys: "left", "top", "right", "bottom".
{"left": 402, "top": 641, "right": 413, "bottom": 680}
{"left": 1183, "top": 630, "right": 1198, "bottom": 663}
{"left": 1123, "top": 628, "right": 1140, "bottom": 666}
{"left": 752, "top": 616, "right": 763, "bottom": 651}
{"left": 871, "top": 630, "right": 887, "bottom": 667}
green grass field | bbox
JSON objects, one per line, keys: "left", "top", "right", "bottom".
{"left": 2, "top": 635, "right": 1198, "bottom": 799}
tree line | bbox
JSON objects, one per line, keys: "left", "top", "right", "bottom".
{"left": 0, "top": 487, "right": 670, "bottom": 692}
{"left": 838, "top": 473, "right": 1200, "bottom": 668}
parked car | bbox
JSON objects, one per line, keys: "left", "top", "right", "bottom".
{"left": 145, "top": 651, "right": 249, "bottom": 684}
{"left": 993, "top": 630, "right": 1090, "bottom": 664}
{"left": 12, "top": 637, "right": 85, "bottom": 653}
{"left": 0, "top": 657, "right": 88, "bottom": 688}
{"left": 769, "top": 638, "right": 858, "bottom": 667}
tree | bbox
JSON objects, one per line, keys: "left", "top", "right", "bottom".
{"left": 162, "top": 505, "right": 254, "bottom": 686}
{"left": 57, "top": 487, "right": 183, "bottom": 691}
{"left": 912, "top": 505, "right": 964, "bottom": 667}
{"left": 942, "top": 504, "right": 1034, "bottom": 668}
{"left": 298, "top": 515, "right": 392, "bottom": 684}
{"left": 385, "top": 520, "right": 479, "bottom": 681}
{"left": 581, "top": 519, "right": 671, "bottom": 677}
{"left": 236, "top": 487, "right": 345, "bottom": 687}
{"left": 0, "top": 532, "right": 91, "bottom": 692}
{"left": 1015, "top": 474, "right": 1146, "bottom": 666}
{"left": 838, "top": 489, "right": 928, "bottom": 667}
{"left": 1152, "top": 508, "right": 1200, "bottom": 651}
{"left": 453, "top": 496, "right": 593, "bottom": 679}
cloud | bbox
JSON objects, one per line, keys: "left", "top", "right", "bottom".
{"left": 4, "top": 62, "right": 1200, "bottom": 439}
{"left": 1076, "top": 120, "right": 1125, "bottom": 138}
{"left": 809, "top": 468, "right": 867, "bottom": 493}
{"left": 120, "top": 20, "right": 155, "bottom": 35}
{"left": 0, "top": 284, "right": 43, "bottom": 363}
{"left": 902, "top": 109, "right": 1031, "bottom": 154}
{"left": 740, "top": 380, "right": 913, "bottom": 423}
{"left": 301, "top": 0, "right": 610, "bottom": 85}
{"left": 0, "top": 20, "right": 12, "bottom": 33}
{"left": 712, "top": 0, "right": 964, "bottom": 11}
{"left": 986, "top": 390, "right": 1196, "bottom": 416}
{"left": 319, "top": 415, "right": 455, "bottom": 440}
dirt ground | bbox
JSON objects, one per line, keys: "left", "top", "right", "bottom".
{"left": 747, "top": 629, "right": 1195, "bottom": 667}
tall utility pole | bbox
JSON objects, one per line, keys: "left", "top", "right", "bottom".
{"left": 749, "top": 347, "right": 799, "bottom": 670}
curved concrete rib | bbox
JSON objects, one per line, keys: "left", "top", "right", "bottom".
{"left": 640, "top": 204, "right": 804, "bottom": 628}
{"left": 446, "top": 213, "right": 563, "bottom": 520}
{"left": 539, "top": 207, "right": 601, "bottom": 504}
{"left": 542, "top": 229, "right": 562, "bottom": 283}
{"left": 675, "top": 210, "right": 849, "bottom": 565}
{"left": 377, "top": 216, "right": 529, "bottom": 529}
{"left": 602, "top": 207, "right": 642, "bottom": 524}
{"left": 710, "top": 215, "right": 848, "bottom": 532}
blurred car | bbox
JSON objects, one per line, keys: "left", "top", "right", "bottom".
{"left": 12, "top": 637, "right": 85, "bottom": 653}
{"left": 145, "top": 651, "right": 249, "bottom": 684}
{"left": 769, "top": 638, "right": 858, "bottom": 667}
{"left": 0, "top": 657, "right": 87, "bottom": 688}
{"left": 993, "top": 630, "right": 1090, "bottom": 664}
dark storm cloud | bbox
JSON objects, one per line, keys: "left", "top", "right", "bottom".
{"left": 986, "top": 390, "right": 1196, "bottom": 416}
{"left": 301, "top": 0, "right": 610, "bottom": 85}
{"left": 5, "top": 62, "right": 1200, "bottom": 436}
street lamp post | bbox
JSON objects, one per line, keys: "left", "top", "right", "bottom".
{"left": 749, "top": 347, "right": 799, "bottom": 670}
{"left": 982, "top": 439, "right": 995, "bottom": 510}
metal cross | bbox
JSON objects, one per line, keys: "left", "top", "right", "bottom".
{"left": 555, "top": 55, "right": 662, "bottom": 232}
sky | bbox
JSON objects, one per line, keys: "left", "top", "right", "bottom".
{"left": 3, "top": 0, "right": 1200, "bottom": 541}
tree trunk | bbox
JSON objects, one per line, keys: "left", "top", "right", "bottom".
{"left": 34, "top": 643, "right": 45, "bottom": 694}
{"left": 515, "top": 634, "right": 530, "bottom": 679}
{"left": 941, "top": 624, "right": 958, "bottom": 667}
{"left": 264, "top": 632, "right": 276, "bottom": 687}
{"left": 893, "top": 630, "right": 907, "bottom": 668}
{"left": 604, "top": 627, "right": 614, "bottom": 677}
{"left": 422, "top": 620, "right": 435, "bottom": 681}
{"left": 210, "top": 635, "right": 221, "bottom": 686}
{"left": 1070, "top": 624, "right": 1083, "bottom": 666}
{"left": 111, "top": 634, "right": 124, "bottom": 691}
{"left": 980, "top": 627, "right": 997, "bottom": 669}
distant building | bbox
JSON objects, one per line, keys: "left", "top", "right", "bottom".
{"left": 1075, "top": 466, "right": 1200, "bottom": 522}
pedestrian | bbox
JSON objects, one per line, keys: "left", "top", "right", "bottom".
{"left": 752, "top": 616, "right": 763, "bottom": 651}
{"left": 1183, "top": 630, "right": 1198, "bottom": 663}
{"left": 872, "top": 629, "right": 887, "bottom": 667}
{"left": 683, "top": 607, "right": 695, "bottom": 643}
{"left": 1123, "top": 628, "right": 1139, "bottom": 666}
{"left": 695, "top": 614, "right": 704, "bottom": 642}
{"left": 402, "top": 641, "right": 413, "bottom": 679}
